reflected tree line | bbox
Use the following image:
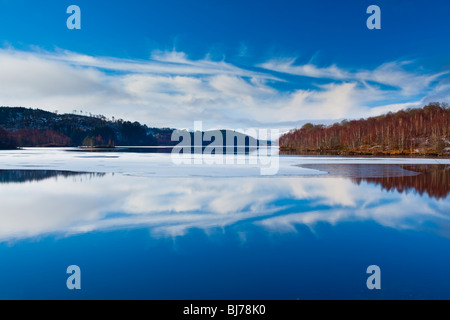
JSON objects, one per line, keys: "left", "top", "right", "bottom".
{"left": 0, "top": 165, "right": 448, "bottom": 201}
{"left": 0, "top": 170, "right": 105, "bottom": 184}
{"left": 352, "top": 165, "right": 450, "bottom": 200}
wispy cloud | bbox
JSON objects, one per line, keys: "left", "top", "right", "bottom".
{"left": 0, "top": 47, "right": 448, "bottom": 130}
{"left": 48, "top": 49, "right": 275, "bottom": 79}
{"left": 259, "top": 58, "right": 351, "bottom": 80}
{"left": 259, "top": 58, "right": 449, "bottom": 96}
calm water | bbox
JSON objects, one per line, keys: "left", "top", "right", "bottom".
{"left": 0, "top": 150, "right": 449, "bottom": 299}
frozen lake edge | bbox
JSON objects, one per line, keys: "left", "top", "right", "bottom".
{"left": 0, "top": 147, "right": 449, "bottom": 178}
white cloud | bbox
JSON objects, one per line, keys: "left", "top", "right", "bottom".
{"left": 0, "top": 47, "right": 448, "bottom": 131}
{"left": 259, "top": 58, "right": 448, "bottom": 97}
{"left": 260, "top": 58, "right": 350, "bottom": 79}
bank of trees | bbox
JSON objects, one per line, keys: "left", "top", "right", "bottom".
{"left": 0, "top": 127, "right": 17, "bottom": 149}
{"left": 279, "top": 102, "right": 450, "bottom": 155}
{"left": 0, "top": 107, "right": 170, "bottom": 148}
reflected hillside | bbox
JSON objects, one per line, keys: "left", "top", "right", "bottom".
{"left": 0, "top": 170, "right": 105, "bottom": 184}
{"left": 353, "top": 165, "right": 450, "bottom": 200}
{"left": 300, "top": 164, "right": 450, "bottom": 200}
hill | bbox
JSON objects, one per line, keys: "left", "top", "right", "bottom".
{"left": 0, "top": 107, "right": 262, "bottom": 150}
{"left": 279, "top": 102, "right": 450, "bottom": 156}
{"left": 0, "top": 107, "right": 174, "bottom": 148}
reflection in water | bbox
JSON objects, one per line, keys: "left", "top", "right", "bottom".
{"left": 300, "top": 164, "right": 450, "bottom": 200}
{"left": 0, "top": 170, "right": 105, "bottom": 184}
{"left": 0, "top": 165, "right": 449, "bottom": 300}
{"left": 299, "top": 163, "right": 421, "bottom": 178}
{"left": 0, "top": 167, "right": 448, "bottom": 241}
{"left": 353, "top": 165, "right": 450, "bottom": 200}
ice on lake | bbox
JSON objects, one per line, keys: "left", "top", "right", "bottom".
{"left": 0, "top": 147, "right": 449, "bottom": 177}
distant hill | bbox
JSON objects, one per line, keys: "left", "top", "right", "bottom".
{"left": 0, "top": 107, "right": 173, "bottom": 148}
{"left": 280, "top": 102, "right": 450, "bottom": 156}
{"left": 0, "top": 107, "right": 263, "bottom": 150}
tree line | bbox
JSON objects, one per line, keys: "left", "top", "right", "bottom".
{"left": 279, "top": 102, "right": 450, "bottom": 156}
{"left": 0, "top": 107, "right": 175, "bottom": 149}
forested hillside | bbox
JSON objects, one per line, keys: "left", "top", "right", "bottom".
{"left": 0, "top": 107, "right": 174, "bottom": 148}
{"left": 279, "top": 102, "right": 449, "bottom": 156}
{"left": 0, "top": 107, "right": 261, "bottom": 150}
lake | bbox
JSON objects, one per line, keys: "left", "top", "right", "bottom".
{"left": 0, "top": 148, "right": 449, "bottom": 299}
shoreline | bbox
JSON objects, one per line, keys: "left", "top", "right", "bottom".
{"left": 280, "top": 149, "right": 450, "bottom": 158}
{"left": 296, "top": 163, "right": 449, "bottom": 178}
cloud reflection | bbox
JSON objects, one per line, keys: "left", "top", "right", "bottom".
{"left": 0, "top": 171, "right": 448, "bottom": 241}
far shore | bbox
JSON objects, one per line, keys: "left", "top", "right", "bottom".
{"left": 280, "top": 148, "right": 450, "bottom": 158}
{"left": 2, "top": 145, "right": 450, "bottom": 158}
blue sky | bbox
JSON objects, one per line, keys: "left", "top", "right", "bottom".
{"left": 0, "top": 0, "right": 449, "bottom": 130}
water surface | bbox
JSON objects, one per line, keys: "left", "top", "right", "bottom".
{"left": 0, "top": 149, "right": 449, "bottom": 299}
